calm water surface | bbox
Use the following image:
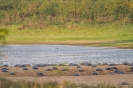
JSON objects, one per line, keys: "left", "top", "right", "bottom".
{"left": 0, "top": 45, "right": 133, "bottom": 65}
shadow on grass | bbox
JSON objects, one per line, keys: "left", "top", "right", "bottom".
{"left": 87, "top": 40, "right": 133, "bottom": 49}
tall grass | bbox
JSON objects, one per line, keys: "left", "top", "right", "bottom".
{"left": 0, "top": 77, "right": 132, "bottom": 88}
{"left": 0, "top": 77, "right": 59, "bottom": 88}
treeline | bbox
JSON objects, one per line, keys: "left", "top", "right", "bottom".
{"left": 0, "top": 0, "right": 133, "bottom": 27}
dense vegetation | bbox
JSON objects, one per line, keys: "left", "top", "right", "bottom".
{"left": 0, "top": 77, "right": 132, "bottom": 88}
{"left": 0, "top": 0, "right": 133, "bottom": 27}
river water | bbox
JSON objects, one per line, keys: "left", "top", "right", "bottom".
{"left": 0, "top": 45, "right": 133, "bottom": 66}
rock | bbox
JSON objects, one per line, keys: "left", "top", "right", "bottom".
{"left": 105, "top": 67, "right": 113, "bottom": 70}
{"left": 78, "top": 69, "right": 84, "bottom": 72}
{"left": 85, "top": 63, "right": 92, "bottom": 66}
{"left": 109, "top": 64, "right": 116, "bottom": 66}
{"left": 119, "top": 71, "right": 125, "bottom": 74}
{"left": 69, "top": 63, "right": 78, "bottom": 66}
{"left": 97, "top": 63, "right": 103, "bottom": 65}
{"left": 111, "top": 67, "right": 118, "bottom": 69}
{"left": 32, "top": 66, "right": 38, "bottom": 69}
{"left": 34, "top": 64, "right": 42, "bottom": 67}
{"left": 122, "top": 62, "right": 129, "bottom": 65}
{"left": 74, "top": 73, "right": 80, "bottom": 76}
{"left": 19, "top": 64, "right": 26, "bottom": 68}
{"left": 91, "top": 65, "right": 97, "bottom": 67}
{"left": 9, "top": 72, "right": 15, "bottom": 75}
{"left": 37, "top": 72, "right": 44, "bottom": 76}
{"left": 92, "top": 72, "right": 98, "bottom": 75}
{"left": 2, "top": 64, "right": 8, "bottom": 67}
{"left": 23, "top": 67, "right": 28, "bottom": 70}
{"left": 14, "top": 64, "right": 20, "bottom": 67}
{"left": 114, "top": 69, "right": 119, "bottom": 73}
{"left": 2, "top": 69, "right": 8, "bottom": 72}
{"left": 121, "top": 82, "right": 130, "bottom": 85}
{"left": 76, "top": 66, "right": 81, "bottom": 68}
{"left": 2, "top": 68, "right": 9, "bottom": 70}
{"left": 46, "top": 68, "right": 52, "bottom": 71}
{"left": 52, "top": 67, "right": 58, "bottom": 70}
{"left": 41, "top": 64, "right": 47, "bottom": 67}
{"left": 96, "top": 68, "right": 102, "bottom": 71}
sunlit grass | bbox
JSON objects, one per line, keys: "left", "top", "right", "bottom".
{"left": 1, "top": 22, "right": 133, "bottom": 48}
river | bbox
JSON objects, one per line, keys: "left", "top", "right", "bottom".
{"left": 0, "top": 45, "right": 133, "bottom": 66}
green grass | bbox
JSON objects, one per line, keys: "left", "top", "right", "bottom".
{"left": 3, "top": 22, "right": 133, "bottom": 49}
{"left": 0, "top": 77, "right": 132, "bottom": 88}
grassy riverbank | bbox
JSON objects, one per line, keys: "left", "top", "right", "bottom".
{"left": 1, "top": 22, "right": 132, "bottom": 49}
{"left": 0, "top": 0, "right": 133, "bottom": 48}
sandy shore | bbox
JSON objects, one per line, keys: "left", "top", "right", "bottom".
{"left": 1, "top": 64, "right": 133, "bottom": 85}
{"left": 0, "top": 64, "right": 132, "bottom": 76}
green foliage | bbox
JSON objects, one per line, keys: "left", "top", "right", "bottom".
{"left": 0, "top": 28, "right": 8, "bottom": 44}
{"left": 44, "top": 2, "right": 59, "bottom": 17}
{"left": 129, "top": 13, "right": 133, "bottom": 22}
{"left": 0, "top": 0, "right": 133, "bottom": 26}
